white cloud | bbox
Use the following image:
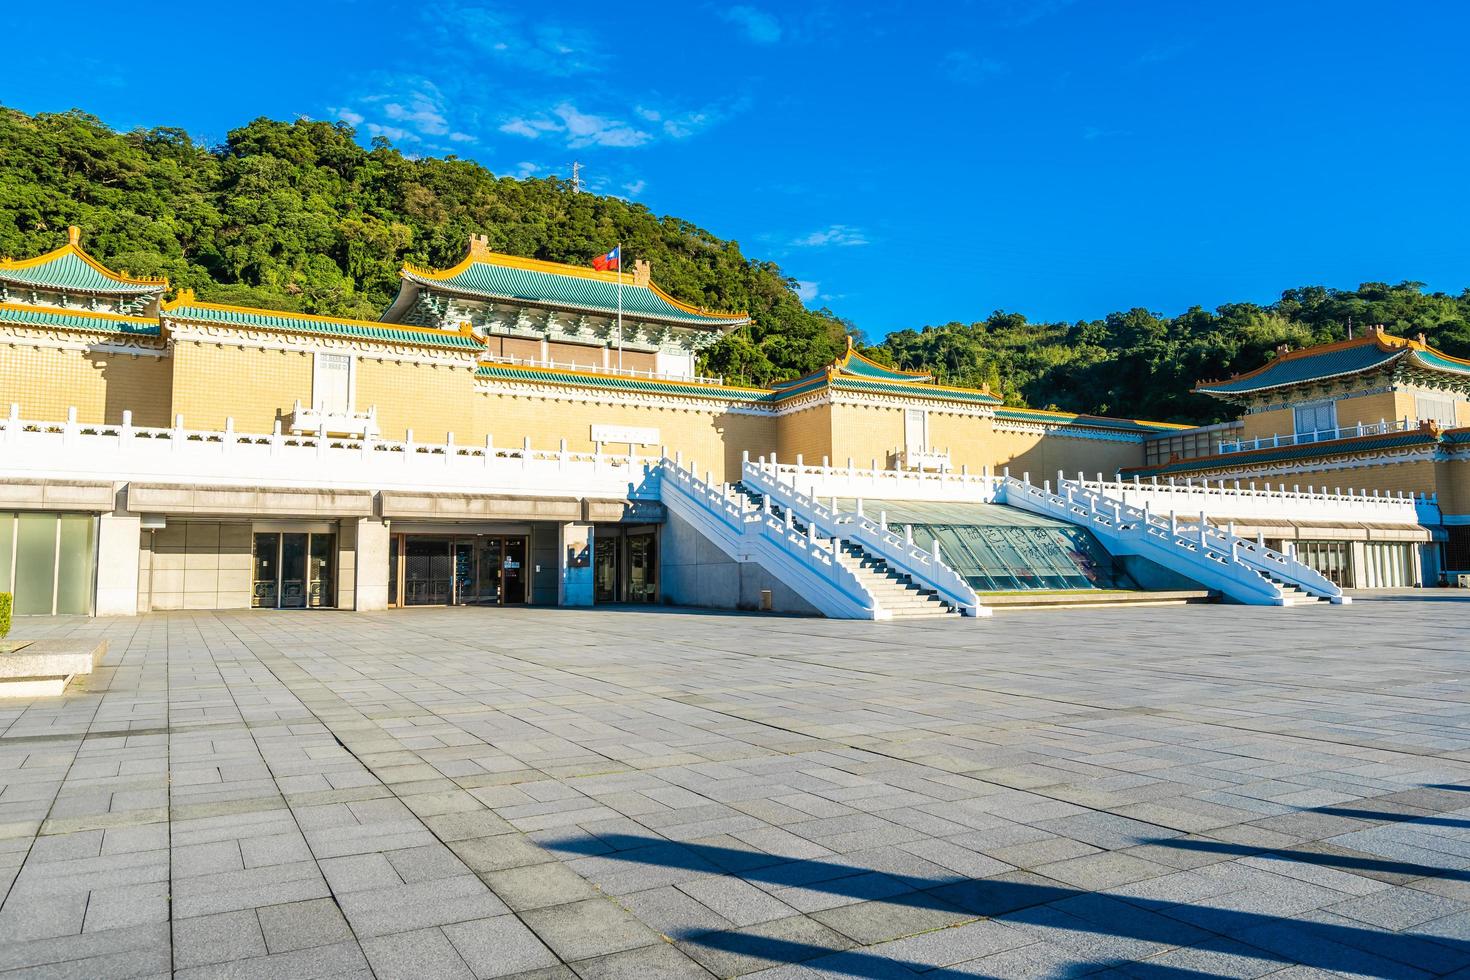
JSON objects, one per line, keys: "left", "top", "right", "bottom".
{"left": 792, "top": 224, "right": 870, "bottom": 248}
{"left": 383, "top": 95, "right": 450, "bottom": 135}
{"left": 555, "top": 103, "right": 651, "bottom": 148}
{"left": 722, "top": 5, "right": 782, "bottom": 44}
{"left": 795, "top": 280, "right": 819, "bottom": 303}
{"left": 623, "top": 179, "right": 647, "bottom": 196}
{"left": 449, "top": 131, "right": 477, "bottom": 143}
{"left": 366, "top": 123, "right": 417, "bottom": 142}
{"left": 500, "top": 103, "right": 652, "bottom": 149}
{"left": 334, "top": 108, "right": 365, "bottom": 126}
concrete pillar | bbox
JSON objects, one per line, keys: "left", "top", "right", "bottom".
{"left": 95, "top": 513, "right": 142, "bottom": 616}
{"left": 354, "top": 518, "right": 391, "bottom": 611}
{"left": 559, "top": 522, "right": 594, "bottom": 606}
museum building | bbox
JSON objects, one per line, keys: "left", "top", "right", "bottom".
{"left": 0, "top": 228, "right": 1464, "bottom": 618}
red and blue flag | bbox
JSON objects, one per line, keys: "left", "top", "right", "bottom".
{"left": 592, "top": 246, "right": 620, "bottom": 271}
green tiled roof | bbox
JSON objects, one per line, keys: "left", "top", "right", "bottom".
{"left": 1441, "top": 427, "right": 1470, "bottom": 446}
{"left": 837, "top": 355, "right": 932, "bottom": 383}
{"left": 407, "top": 262, "right": 747, "bottom": 328}
{"left": 0, "top": 303, "right": 159, "bottom": 337}
{"left": 1197, "top": 342, "right": 1402, "bottom": 396}
{"left": 1123, "top": 429, "right": 1437, "bottom": 477}
{"left": 831, "top": 376, "right": 1002, "bottom": 405}
{"left": 475, "top": 364, "right": 771, "bottom": 401}
{"left": 167, "top": 303, "right": 483, "bottom": 350}
{"left": 0, "top": 250, "right": 165, "bottom": 295}
{"left": 1409, "top": 348, "right": 1470, "bottom": 376}
{"left": 994, "top": 408, "right": 1181, "bottom": 432}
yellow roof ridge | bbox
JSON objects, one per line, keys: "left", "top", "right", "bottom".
{"left": 0, "top": 227, "right": 168, "bottom": 288}
{"left": 402, "top": 240, "right": 748, "bottom": 321}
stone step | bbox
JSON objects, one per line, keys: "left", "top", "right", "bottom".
{"left": 983, "top": 590, "right": 1216, "bottom": 610}
{"left": 0, "top": 675, "right": 74, "bottom": 698}
{"left": 0, "top": 639, "right": 107, "bottom": 696}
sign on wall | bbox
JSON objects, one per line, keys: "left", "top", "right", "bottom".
{"left": 591, "top": 424, "right": 660, "bottom": 445}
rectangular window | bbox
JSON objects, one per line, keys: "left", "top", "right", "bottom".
{"left": 313, "top": 352, "right": 353, "bottom": 415}
{"left": 905, "top": 409, "right": 927, "bottom": 451}
{"left": 1415, "top": 393, "right": 1458, "bottom": 427}
{"left": 1293, "top": 401, "right": 1336, "bottom": 442}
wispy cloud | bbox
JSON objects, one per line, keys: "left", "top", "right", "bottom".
{"left": 434, "top": 3, "right": 603, "bottom": 75}
{"left": 795, "top": 280, "right": 819, "bottom": 302}
{"left": 622, "top": 179, "right": 647, "bottom": 197}
{"left": 941, "top": 51, "right": 1006, "bottom": 85}
{"left": 792, "top": 225, "right": 870, "bottom": 248}
{"left": 500, "top": 103, "right": 653, "bottom": 149}
{"left": 721, "top": 6, "right": 782, "bottom": 44}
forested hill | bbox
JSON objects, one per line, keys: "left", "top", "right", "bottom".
{"left": 3, "top": 108, "right": 1468, "bottom": 426}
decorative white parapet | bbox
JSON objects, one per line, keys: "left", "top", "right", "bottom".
{"left": 656, "top": 456, "right": 884, "bottom": 619}
{"left": 998, "top": 474, "right": 1347, "bottom": 605}
{"left": 1218, "top": 416, "right": 1417, "bottom": 454}
{"left": 742, "top": 456, "right": 984, "bottom": 617}
{"left": 1073, "top": 474, "right": 1439, "bottom": 528}
{"left": 0, "top": 406, "right": 659, "bottom": 500}
{"left": 752, "top": 453, "right": 1000, "bottom": 504}
{"left": 888, "top": 447, "right": 953, "bottom": 473}
{"left": 284, "top": 400, "right": 381, "bottom": 439}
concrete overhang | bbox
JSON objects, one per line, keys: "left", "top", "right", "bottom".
{"left": 0, "top": 479, "right": 115, "bottom": 511}
{"left": 378, "top": 492, "right": 665, "bottom": 524}
{"left": 127, "top": 483, "right": 375, "bottom": 519}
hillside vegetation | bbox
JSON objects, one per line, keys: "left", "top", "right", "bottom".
{"left": 3, "top": 108, "right": 1468, "bottom": 424}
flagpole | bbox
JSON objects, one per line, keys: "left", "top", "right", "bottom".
{"left": 616, "top": 242, "right": 623, "bottom": 372}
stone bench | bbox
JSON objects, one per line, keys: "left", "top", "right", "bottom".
{"left": 0, "top": 639, "right": 108, "bottom": 697}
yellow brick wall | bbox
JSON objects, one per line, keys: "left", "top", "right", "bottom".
{"left": 928, "top": 411, "right": 998, "bottom": 473}
{"left": 172, "top": 341, "right": 313, "bottom": 433}
{"left": 357, "top": 358, "right": 478, "bottom": 442}
{"left": 1240, "top": 406, "right": 1297, "bottom": 442}
{"left": 828, "top": 402, "right": 905, "bottom": 468}
{"left": 1440, "top": 459, "right": 1470, "bottom": 517}
{"left": 776, "top": 403, "right": 834, "bottom": 465}
{"left": 0, "top": 336, "right": 172, "bottom": 426}
{"left": 473, "top": 388, "right": 776, "bottom": 483}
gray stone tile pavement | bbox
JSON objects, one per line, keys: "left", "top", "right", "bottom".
{"left": 0, "top": 596, "right": 1467, "bottom": 976}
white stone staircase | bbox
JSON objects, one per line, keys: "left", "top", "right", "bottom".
{"left": 997, "top": 474, "right": 1346, "bottom": 606}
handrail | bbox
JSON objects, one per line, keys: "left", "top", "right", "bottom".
{"left": 1218, "top": 416, "right": 1415, "bottom": 454}
{"left": 657, "top": 458, "right": 882, "bottom": 620}
{"left": 742, "top": 459, "right": 982, "bottom": 617}
{"left": 1011, "top": 475, "right": 1346, "bottom": 604}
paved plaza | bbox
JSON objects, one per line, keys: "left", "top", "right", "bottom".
{"left": 1, "top": 597, "right": 1469, "bottom": 978}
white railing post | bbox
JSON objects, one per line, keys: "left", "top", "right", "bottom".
{"left": 120, "top": 409, "right": 133, "bottom": 445}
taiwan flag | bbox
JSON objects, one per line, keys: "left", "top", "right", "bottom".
{"left": 592, "top": 246, "right": 620, "bottom": 271}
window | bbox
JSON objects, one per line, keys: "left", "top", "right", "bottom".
{"left": 1415, "top": 393, "right": 1459, "bottom": 428}
{"left": 905, "top": 409, "right": 927, "bottom": 451}
{"left": 1293, "top": 401, "right": 1336, "bottom": 442}
{"left": 313, "top": 352, "right": 353, "bottom": 415}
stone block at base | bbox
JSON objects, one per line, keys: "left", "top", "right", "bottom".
{"left": 0, "top": 639, "right": 107, "bottom": 696}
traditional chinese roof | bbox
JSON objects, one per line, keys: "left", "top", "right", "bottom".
{"left": 768, "top": 339, "right": 1001, "bottom": 406}
{"left": 995, "top": 407, "right": 1189, "bottom": 433}
{"left": 476, "top": 362, "right": 771, "bottom": 402}
{"left": 0, "top": 227, "right": 167, "bottom": 296}
{"left": 390, "top": 242, "right": 748, "bottom": 329}
{"left": 1122, "top": 425, "right": 1441, "bottom": 478}
{"left": 163, "top": 292, "right": 484, "bottom": 352}
{"left": 1196, "top": 330, "right": 1470, "bottom": 399}
{"left": 0, "top": 302, "right": 160, "bottom": 337}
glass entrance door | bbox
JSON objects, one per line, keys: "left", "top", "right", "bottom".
{"left": 594, "top": 537, "right": 618, "bottom": 603}
{"left": 502, "top": 537, "right": 527, "bottom": 604}
{"left": 280, "top": 534, "right": 308, "bottom": 608}
{"left": 392, "top": 535, "right": 527, "bottom": 606}
{"left": 252, "top": 531, "right": 336, "bottom": 609}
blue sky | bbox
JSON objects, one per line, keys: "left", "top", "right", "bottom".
{"left": 4, "top": 1, "right": 1467, "bottom": 338}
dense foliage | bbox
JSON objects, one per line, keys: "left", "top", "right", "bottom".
{"left": 3, "top": 107, "right": 1468, "bottom": 424}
